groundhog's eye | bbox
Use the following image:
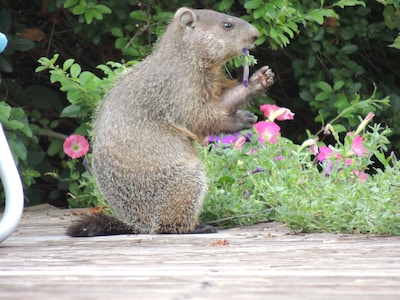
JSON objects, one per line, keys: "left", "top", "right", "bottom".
{"left": 223, "top": 22, "right": 234, "bottom": 30}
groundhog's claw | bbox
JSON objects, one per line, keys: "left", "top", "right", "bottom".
{"left": 249, "top": 66, "right": 274, "bottom": 91}
{"left": 234, "top": 110, "right": 258, "bottom": 131}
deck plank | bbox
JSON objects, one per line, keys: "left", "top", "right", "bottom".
{"left": 1, "top": 205, "right": 399, "bottom": 300}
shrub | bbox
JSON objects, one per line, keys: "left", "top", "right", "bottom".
{"left": 1, "top": 1, "right": 399, "bottom": 235}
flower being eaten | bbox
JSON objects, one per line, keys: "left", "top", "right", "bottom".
{"left": 242, "top": 47, "right": 249, "bottom": 87}
{"left": 241, "top": 48, "right": 257, "bottom": 87}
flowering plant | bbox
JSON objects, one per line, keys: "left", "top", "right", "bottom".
{"left": 47, "top": 134, "right": 102, "bottom": 208}
{"left": 63, "top": 134, "right": 90, "bottom": 159}
{"left": 202, "top": 95, "right": 399, "bottom": 235}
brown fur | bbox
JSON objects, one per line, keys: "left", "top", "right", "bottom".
{"left": 67, "top": 7, "right": 274, "bottom": 237}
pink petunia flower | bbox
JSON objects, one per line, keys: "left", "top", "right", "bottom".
{"left": 234, "top": 135, "right": 247, "bottom": 150}
{"left": 349, "top": 135, "right": 367, "bottom": 156}
{"left": 345, "top": 158, "right": 353, "bottom": 167}
{"left": 317, "top": 146, "right": 333, "bottom": 161}
{"left": 260, "top": 104, "right": 295, "bottom": 122}
{"left": 300, "top": 138, "right": 319, "bottom": 155}
{"left": 63, "top": 134, "right": 89, "bottom": 159}
{"left": 353, "top": 170, "right": 367, "bottom": 182}
{"left": 254, "top": 121, "right": 281, "bottom": 144}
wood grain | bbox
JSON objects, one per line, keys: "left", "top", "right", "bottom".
{"left": 1, "top": 204, "right": 399, "bottom": 300}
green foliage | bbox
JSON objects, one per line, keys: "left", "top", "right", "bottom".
{"left": 54, "top": 0, "right": 176, "bottom": 58}
{"left": 200, "top": 97, "right": 399, "bottom": 235}
{"left": 35, "top": 56, "right": 133, "bottom": 207}
{"left": 63, "top": 0, "right": 112, "bottom": 24}
{"left": 36, "top": 54, "right": 134, "bottom": 122}
{"left": 0, "top": 102, "right": 41, "bottom": 195}
{"left": 0, "top": 9, "right": 35, "bottom": 72}
{"left": 1, "top": 1, "right": 400, "bottom": 237}
{"left": 260, "top": 0, "right": 400, "bottom": 148}
{"left": 237, "top": 0, "right": 365, "bottom": 49}
{"left": 45, "top": 154, "right": 103, "bottom": 208}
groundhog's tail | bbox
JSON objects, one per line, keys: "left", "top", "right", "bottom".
{"left": 67, "top": 213, "right": 134, "bottom": 237}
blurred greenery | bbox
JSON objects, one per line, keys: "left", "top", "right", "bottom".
{"left": 0, "top": 0, "right": 399, "bottom": 212}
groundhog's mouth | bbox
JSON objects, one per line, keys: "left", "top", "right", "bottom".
{"left": 246, "top": 42, "right": 257, "bottom": 50}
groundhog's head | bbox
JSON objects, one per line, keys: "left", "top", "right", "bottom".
{"left": 173, "top": 7, "right": 260, "bottom": 63}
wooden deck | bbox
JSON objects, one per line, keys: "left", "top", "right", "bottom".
{"left": 0, "top": 204, "right": 399, "bottom": 300}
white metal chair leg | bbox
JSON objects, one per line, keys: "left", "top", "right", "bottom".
{"left": 0, "top": 123, "right": 24, "bottom": 242}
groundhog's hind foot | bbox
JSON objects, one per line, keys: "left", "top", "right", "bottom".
{"left": 67, "top": 213, "right": 134, "bottom": 237}
{"left": 188, "top": 224, "right": 218, "bottom": 234}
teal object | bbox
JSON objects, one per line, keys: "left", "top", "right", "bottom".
{"left": 0, "top": 32, "right": 8, "bottom": 53}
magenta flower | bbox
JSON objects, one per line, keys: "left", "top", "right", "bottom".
{"left": 345, "top": 158, "right": 353, "bottom": 167}
{"left": 317, "top": 146, "right": 333, "bottom": 162}
{"left": 234, "top": 135, "right": 247, "bottom": 150}
{"left": 349, "top": 135, "right": 367, "bottom": 156}
{"left": 254, "top": 121, "right": 281, "bottom": 144}
{"left": 353, "top": 170, "right": 367, "bottom": 182}
{"left": 260, "top": 104, "right": 295, "bottom": 121}
{"left": 63, "top": 134, "right": 89, "bottom": 159}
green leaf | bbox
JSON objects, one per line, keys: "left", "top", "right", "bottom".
{"left": 63, "top": 58, "right": 75, "bottom": 71}
{"left": 341, "top": 44, "right": 359, "bottom": 54}
{"left": 254, "top": 6, "right": 265, "bottom": 19}
{"left": 0, "top": 56, "right": 13, "bottom": 72}
{"left": 307, "top": 10, "right": 325, "bottom": 25}
{"left": 12, "top": 38, "right": 35, "bottom": 51}
{"left": 72, "top": 4, "right": 86, "bottom": 15}
{"left": 342, "top": 27, "right": 356, "bottom": 40}
{"left": 2, "top": 119, "right": 24, "bottom": 130}
{"left": 0, "top": 9, "right": 12, "bottom": 33}
{"left": 115, "top": 37, "right": 127, "bottom": 49}
{"left": 333, "top": 0, "right": 366, "bottom": 8}
{"left": 35, "top": 65, "right": 48, "bottom": 73}
{"left": 79, "top": 71, "right": 95, "bottom": 85}
{"left": 333, "top": 81, "right": 345, "bottom": 91}
{"left": 23, "top": 169, "right": 41, "bottom": 178}
{"left": 111, "top": 27, "right": 123, "bottom": 37}
{"left": 332, "top": 124, "right": 347, "bottom": 133}
{"left": 84, "top": 10, "right": 95, "bottom": 24}
{"left": 47, "top": 139, "right": 63, "bottom": 156}
{"left": 389, "top": 35, "right": 400, "bottom": 49}
{"left": 315, "top": 92, "right": 329, "bottom": 101}
{"left": 94, "top": 4, "right": 112, "bottom": 14}
{"left": 16, "top": 123, "right": 32, "bottom": 137}
{"left": 8, "top": 139, "right": 27, "bottom": 161}
{"left": 60, "top": 105, "right": 82, "bottom": 118}
{"left": 129, "top": 10, "right": 148, "bottom": 21}
{"left": 317, "top": 81, "right": 333, "bottom": 93}
{"left": 70, "top": 63, "right": 81, "bottom": 78}
{"left": 0, "top": 102, "right": 11, "bottom": 121}
{"left": 218, "top": 0, "right": 234, "bottom": 11}
{"left": 244, "top": 0, "right": 263, "bottom": 10}
{"left": 64, "top": 0, "right": 79, "bottom": 8}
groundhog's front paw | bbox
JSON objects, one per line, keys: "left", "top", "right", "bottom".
{"left": 249, "top": 66, "right": 275, "bottom": 91}
{"left": 234, "top": 110, "right": 258, "bottom": 131}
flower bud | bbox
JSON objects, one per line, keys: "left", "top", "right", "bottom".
{"left": 355, "top": 112, "right": 374, "bottom": 135}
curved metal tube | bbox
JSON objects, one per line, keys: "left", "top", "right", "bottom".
{"left": 0, "top": 123, "right": 24, "bottom": 242}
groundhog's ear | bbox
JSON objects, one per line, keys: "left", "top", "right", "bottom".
{"left": 175, "top": 7, "right": 198, "bottom": 29}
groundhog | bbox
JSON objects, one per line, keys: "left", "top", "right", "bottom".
{"left": 67, "top": 7, "right": 274, "bottom": 237}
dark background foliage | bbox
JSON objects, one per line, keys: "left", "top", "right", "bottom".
{"left": 0, "top": 0, "right": 399, "bottom": 207}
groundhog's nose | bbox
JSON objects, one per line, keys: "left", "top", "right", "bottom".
{"left": 249, "top": 25, "right": 260, "bottom": 42}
